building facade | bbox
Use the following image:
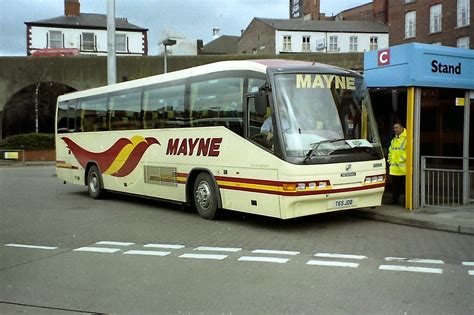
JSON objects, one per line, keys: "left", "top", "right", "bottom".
{"left": 388, "top": 0, "right": 472, "bottom": 48}
{"left": 25, "top": 0, "right": 148, "bottom": 56}
{"left": 238, "top": 18, "right": 388, "bottom": 55}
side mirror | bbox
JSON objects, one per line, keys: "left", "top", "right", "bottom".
{"left": 254, "top": 92, "right": 268, "bottom": 117}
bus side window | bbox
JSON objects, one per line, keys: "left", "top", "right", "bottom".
{"left": 109, "top": 91, "right": 142, "bottom": 131}
{"left": 143, "top": 84, "right": 185, "bottom": 129}
{"left": 190, "top": 76, "right": 244, "bottom": 135}
{"left": 78, "top": 97, "right": 108, "bottom": 132}
{"left": 57, "top": 101, "right": 69, "bottom": 133}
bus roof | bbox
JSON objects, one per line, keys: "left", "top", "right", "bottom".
{"left": 58, "top": 59, "right": 353, "bottom": 101}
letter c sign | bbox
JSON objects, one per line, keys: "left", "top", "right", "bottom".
{"left": 378, "top": 49, "right": 390, "bottom": 66}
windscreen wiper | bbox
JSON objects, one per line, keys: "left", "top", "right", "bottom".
{"left": 304, "top": 138, "right": 346, "bottom": 162}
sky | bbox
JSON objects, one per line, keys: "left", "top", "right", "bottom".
{"left": 0, "top": 0, "right": 370, "bottom": 56}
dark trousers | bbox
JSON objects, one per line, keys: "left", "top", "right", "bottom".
{"left": 391, "top": 175, "right": 405, "bottom": 203}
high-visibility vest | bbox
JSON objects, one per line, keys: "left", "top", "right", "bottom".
{"left": 388, "top": 129, "right": 407, "bottom": 176}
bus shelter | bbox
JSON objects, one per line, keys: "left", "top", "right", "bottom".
{"left": 364, "top": 43, "right": 474, "bottom": 210}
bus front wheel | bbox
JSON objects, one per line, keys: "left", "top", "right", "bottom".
{"left": 87, "top": 165, "right": 104, "bottom": 199}
{"left": 193, "top": 173, "right": 220, "bottom": 220}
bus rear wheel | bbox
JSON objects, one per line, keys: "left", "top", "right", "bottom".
{"left": 193, "top": 173, "right": 220, "bottom": 220}
{"left": 87, "top": 165, "right": 104, "bottom": 199}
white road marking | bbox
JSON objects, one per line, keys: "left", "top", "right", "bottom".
{"left": 462, "top": 262, "right": 474, "bottom": 266}
{"left": 5, "top": 244, "right": 57, "bottom": 250}
{"left": 195, "top": 246, "right": 242, "bottom": 252}
{"left": 314, "top": 253, "right": 367, "bottom": 260}
{"left": 252, "top": 249, "right": 300, "bottom": 256}
{"left": 468, "top": 271, "right": 474, "bottom": 276}
{"left": 179, "top": 253, "right": 228, "bottom": 260}
{"left": 95, "top": 241, "right": 134, "bottom": 246}
{"left": 306, "top": 260, "right": 360, "bottom": 268}
{"left": 73, "top": 247, "right": 121, "bottom": 253}
{"left": 144, "top": 244, "right": 185, "bottom": 249}
{"left": 124, "top": 250, "right": 170, "bottom": 257}
{"left": 379, "top": 265, "right": 443, "bottom": 274}
{"left": 238, "top": 256, "right": 289, "bottom": 264}
{"left": 384, "top": 257, "right": 444, "bottom": 264}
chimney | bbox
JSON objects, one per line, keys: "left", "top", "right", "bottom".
{"left": 197, "top": 39, "right": 204, "bottom": 55}
{"left": 65, "top": 0, "right": 80, "bottom": 17}
{"left": 212, "top": 28, "right": 220, "bottom": 40}
{"left": 373, "top": 0, "right": 388, "bottom": 24}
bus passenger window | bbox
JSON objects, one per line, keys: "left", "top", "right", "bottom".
{"left": 78, "top": 97, "right": 108, "bottom": 132}
{"left": 190, "top": 76, "right": 244, "bottom": 135}
{"left": 109, "top": 91, "right": 142, "bottom": 130}
{"left": 143, "top": 84, "right": 185, "bottom": 129}
{"left": 57, "top": 101, "right": 69, "bottom": 133}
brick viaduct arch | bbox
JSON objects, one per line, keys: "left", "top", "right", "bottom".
{"left": 0, "top": 53, "right": 362, "bottom": 138}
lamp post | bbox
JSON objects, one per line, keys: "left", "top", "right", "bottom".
{"left": 107, "top": 0, "right": 116, "bottom": 84}
{"left": 162, "top": 39, "right": 177, "bottom": 73}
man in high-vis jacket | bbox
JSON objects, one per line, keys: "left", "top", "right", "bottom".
{"left": 388, "top": 122, "right": 407, "bottom": 205}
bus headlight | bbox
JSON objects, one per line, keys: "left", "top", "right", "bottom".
{"left": 297, "top": 183, "right": 306, "bottom": 190}
{"left": 364, "top": 175, "right": 385, "bottom": 184}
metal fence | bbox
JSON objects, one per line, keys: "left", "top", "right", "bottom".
{"left": 421, "top": 156, "right": 474, "bottom": 208}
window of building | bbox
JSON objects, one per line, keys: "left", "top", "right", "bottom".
{"left": 349, "top": 36, "right": 358, "bottom": 52}
{"left": 457, "top": 36, "right": 470, "bottom": 49}
{"left": 82, "top": 32, "right": 95, "bottom": 51}
{"left": 252, "top": 48, "right": 257, "bottom": 54}
{"left": 116, "top": 34, "right": 127, "bottom": 52}
{"left": 49, "top": 31, "right": 62, "bottom": 48}
{"left": 283, "top": 36, "right": 292, "bottom": 51}
{"left": 329, "top": 36, "right": 338, "bottom": 52}
{"left": 432, "top": 42, "right": 442, "bottom": 46}
{"left": 369, "top": 36, "right": 378, "bottom": 50}
{"left": 457, "top": 0, "right": 470, "bottom": 27}
{"left": 405, "top": 0, "right": 416, "bottom": 3}
{"left": 430, "top": 4, "right": 442, "bottom": 33}
{"left": 302, "top": 36, "right": 311, "bottom": 52}
{"left": 405, "top": 11, "right": 416, "bottom": 39}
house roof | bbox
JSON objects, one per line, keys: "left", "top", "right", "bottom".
{"left": 202, "top": 35, "right": 240, "bottom": 54}
{"left": 25, "top": 13, "right": 147, "bottom": 31}
{"left": 255, "top": 17, "right": 388, "bottom": 33}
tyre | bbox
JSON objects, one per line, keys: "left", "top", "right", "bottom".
{"left": 87, "top": 165, "right": 104, "bottom": 199}
{"left": 193, "top": 172, "right": 220, "bottom": 220}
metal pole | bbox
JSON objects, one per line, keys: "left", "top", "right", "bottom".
{"left": 412, "top": 88, "right": 421, "bottom": 209}
{"left": 462, "top": 91, "right": 470, "bottom": 205}
{"left": 107, "top": 0, "right": 116, "bottom": 85}
{"left": 164, "top": 45, "right": 168, "bottom": 74}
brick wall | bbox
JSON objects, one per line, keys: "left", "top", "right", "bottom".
{"left": 389, "top": 0, "right": 472, "bottom": 48}
{"left": 238, "top": 19, "right": 276, "bottom": 55}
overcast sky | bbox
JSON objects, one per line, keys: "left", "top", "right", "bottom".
{"left": 0, "top": 0, "right": 370, "bottom": 56}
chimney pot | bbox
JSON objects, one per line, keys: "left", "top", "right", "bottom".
{"left": 65, "top": 0, "right": 80, "bottom": 17}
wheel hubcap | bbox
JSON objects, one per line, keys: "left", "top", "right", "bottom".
{"left": 195, "top": 181, "right": 211, "bottom": 210}
{"left": 89, "top": 174, "right": 98, "bottom": 193}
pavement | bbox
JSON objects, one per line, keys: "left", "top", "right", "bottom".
{"left": 1, "top": 160, "right": 473, "bottom": 235}
{"left": 354, "top": 204, "right": 474, "bottom": 235}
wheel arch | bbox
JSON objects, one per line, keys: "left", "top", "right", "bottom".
{"left": 186, "top": 168, "right": 223, "bottom": 209}
{"left": 84, "top": 161, "right": 104, "bottom": 189}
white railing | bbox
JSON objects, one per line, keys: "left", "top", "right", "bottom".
{"left": 421, "top": 156, "right": 473, "bottom": 208}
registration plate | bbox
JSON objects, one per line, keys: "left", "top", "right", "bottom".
{"left": 331, "top": 198, "right": 357, "bottom": 209}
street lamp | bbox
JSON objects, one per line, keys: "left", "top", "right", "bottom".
{"left": 162, "top": 39, "right": 177, "bottom": 74}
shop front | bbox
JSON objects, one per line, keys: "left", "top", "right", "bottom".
{"left": 364, "top": 43, "right": 474, "bottom": 210}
